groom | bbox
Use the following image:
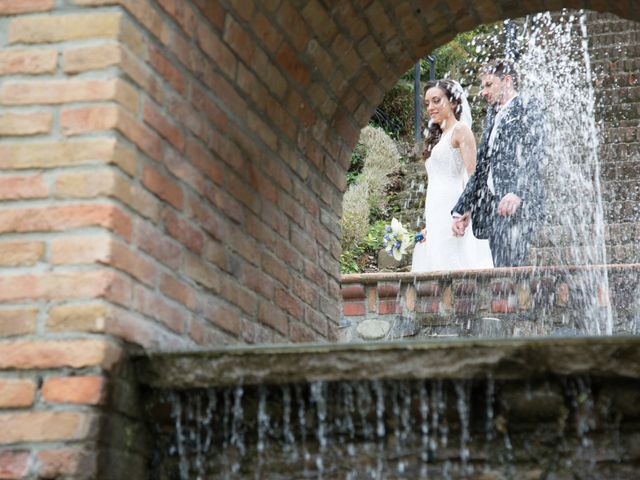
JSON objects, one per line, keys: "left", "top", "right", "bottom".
{"left": 451, "top": 59, "right": 546, "bottom": 267}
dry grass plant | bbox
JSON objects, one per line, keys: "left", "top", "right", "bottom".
{"left": 341, "top": 126, "right": 400, "bottom": 249}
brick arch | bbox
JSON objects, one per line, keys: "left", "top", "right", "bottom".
{"left": 322, "top": 1, "right": 640, "bottom": 157}
{"left": 0, "top": 0, "right": 637, "bottom": 353}
{"left": 1, "top": 2, "right": 639, "bottom": 476}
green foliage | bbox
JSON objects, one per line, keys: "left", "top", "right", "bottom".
{"left": 401, "top": 23, "right": 502, "bottom": 88}
{"left": 370, "top": 80, "right": 414, "bottom": 140}
{"left": 347, "top": 142, "right": 367, "bottom": 186}
{"left": 339, "top": 220, "right": 388, "bottom": 274}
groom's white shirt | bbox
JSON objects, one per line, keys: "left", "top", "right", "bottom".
{"left": 487, "top": 94, "right": 519, "bottom": 194}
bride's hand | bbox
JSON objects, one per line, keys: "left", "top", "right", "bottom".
{"left": 417, "top": 228, "right": 427, "bottom": 243}
{"left": 452, "top": 213, "right": 470, "bottom": 237}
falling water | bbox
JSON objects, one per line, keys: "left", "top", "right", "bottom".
{"left": 515, "top": 11, "right": 613, "bottom": 334}
{"left": 151, "top": 373, "right": 640, "bottom": 479}
{"left": 413, "top": 10, "right": 616, "bottom": 336}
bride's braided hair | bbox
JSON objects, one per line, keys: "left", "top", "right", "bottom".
{"left": 422, "top": 79, "right": 463, "bottom": 161}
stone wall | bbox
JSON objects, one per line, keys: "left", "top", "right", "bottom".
{"left": 137, "top": 337, "right": 640, "bottom": 479}
{"left": 1, "top": 1, "right": 640, "bottom": 478}
{"left": 340, "top": 265, "right": 640, "bottom": 341}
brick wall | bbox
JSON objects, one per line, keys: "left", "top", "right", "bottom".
{"left": 590, "top": 12, "right": 640, "bottom": 263}
{"left": 1, "top": 1, "right": 640, "bottom": 478}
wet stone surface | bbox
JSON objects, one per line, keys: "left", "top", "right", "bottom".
{"left": 137, "top": 337, "right": 640, "bottom": 479}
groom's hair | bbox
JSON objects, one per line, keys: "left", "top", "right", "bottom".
{"left": 482, "top": 59, "right": 519, "bottom": 88}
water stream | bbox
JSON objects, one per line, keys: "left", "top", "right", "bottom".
{"left": 149, "top": 374, "right": 640, "bottom": 479}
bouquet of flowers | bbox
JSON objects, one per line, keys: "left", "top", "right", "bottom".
{"left": 383, "top": 218, "right": 424, "bottom": 261}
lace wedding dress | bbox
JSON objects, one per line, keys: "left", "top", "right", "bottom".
{"left": 411, "top": 127, "right": 494, "bottom": 272}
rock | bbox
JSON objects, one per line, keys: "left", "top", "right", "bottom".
{"left": 356, "top": 319, "right": 391, "bottom": 340}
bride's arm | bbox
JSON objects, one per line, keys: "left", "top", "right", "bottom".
{"left": 452, "top": 124, "right": 477, "bottom": 176}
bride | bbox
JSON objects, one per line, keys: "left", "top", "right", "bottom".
{"left": 411, "top": 79, "right": 493, "bottom": 272}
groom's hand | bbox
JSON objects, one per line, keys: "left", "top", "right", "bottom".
{"left": 452, "top": 212, "right": 470, "bottom": 237}
{"left": 497, "top": 192, "right": 522, "bottom": 216}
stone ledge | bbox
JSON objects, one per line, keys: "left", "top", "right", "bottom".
{"left": 134, "top": 336, "right": 640, "bottom": 389}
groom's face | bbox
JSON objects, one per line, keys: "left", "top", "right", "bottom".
{"left": 480, "top": 74, "right": 507, "bottom": 107}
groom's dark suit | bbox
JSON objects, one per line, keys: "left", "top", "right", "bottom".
{"left": 452, "top": 95, "right": 546, "bottom": 267}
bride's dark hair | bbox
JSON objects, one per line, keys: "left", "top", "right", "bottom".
{"left": 422, "top": 79, "right": 463, "bottom": 160}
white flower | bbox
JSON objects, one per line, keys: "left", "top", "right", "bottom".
{"left": 388, "top": 218, "right": 414, "bottom": 261}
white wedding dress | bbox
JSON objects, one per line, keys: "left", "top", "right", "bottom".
{"left": 411, "top": 127, "right": 494, "bottom": 272}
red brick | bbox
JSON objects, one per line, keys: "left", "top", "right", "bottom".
{"left": 289, "top": 320, "right": 318, "bottom": 342}
{"left": 0, "top": 307, "right": 38, "bottom": 337}
{"left": 116, "top": 108, "right": 163, "bottom": 161}
{"left": 148, "top": 43, "right": 187, "bottom": 95}
{"left": 136, "top": 221, "right": 183, "bottom": 270}
{"left": 0, "top": 111, "right": 52, "bottom": 136}
{"left": 162, "top": 208, "right": 204, "bottom": 254}
{"left": 276, "top": 2, "right": 310, "bottom": 49}
{"left": 192, "top": 0, "right": 225, "bottom": 30}
{"left": 274, "top": 288, "right": 303, "bottom": 319}
{"left": 0, "top": 204, "right": 132, "bottom": 241}
{"left": 9, "top": 12, "right": 121, "bottom": 43}
{"left": 0, "top": 240, "right": 45, "bottom": 267}
{"left": 0, "top": 270, "right": 123, "bottom": 303}
{"left": 163, "top": 147, "right": 206, "bottom": 196}
{"left": 144, "top": 100, "right": 185, "bottom": 152}
{"left": 191, "top": 85, "right": 228, "bottom": 133}
{"left": 183, "top": 253, "right": 221, "bottom": 292}
{"left": 187, "top": 194, "right": 227, "bottom": 240}
{"left": 276, "top": 42, "right": 311, "bottom": 86}
{"left": 287, "top": 89, "right": 315, "bottom": 129}
{"left": 0, "top": 338, "right": 121, "bottom": 370}
{"left": 156, "top": 0, "right": 196, "bottom": 36}
{"left": 253, "top": 12, "right": 283, "bottom": 54}
{"left": 0, "top": 138, "right": 119, "bottom": 170}
{"left": 185, "top": 137, "right": 224, "bottom": 184}
{"left": 491, "top": 299, "right": 517, "bottom": 314}
{"left": 415, "top": 281, "right": 440, "bottom": 297}
{"left": 159, "top": 273, "right": 199, "bottom": 311}
{"left": 42, "top": 376, "right": 105, "bottom": 405}
{"left": 63, "top": 44, "right": 121, "bottom": 73}
{"left": 37, "top": 448, "right": 96, "bottom": 479}
{"left": 201, "top": 300, "right": 242, "bottom": 336}
{"left": 196, "top": 22, "right": 236, "bottom": 74}
{"left": 1, "top": 79, "right": 118, "bottom": 105}
{"left": 0, "top": 411, "right": 95, "bottom": 444}
{"left": 0, "top": 379, "right": 36, "bottom": 407}
{"left": 60, "top": 104, "right": 119, "bottom": 136}
{"left": 340, "top": 284, "right": 365, "bottom": 300}
{"left": 0, "top": 450, "right": 30, "bottom": 479}
{"left": 377, "top": 282, "right": 400, "bottom": 299}
{"left": 257, "top": 300, "right": 288, "bottom": 335}
{"left": 0, "top": 0, "right": 52, "bottom": 14}
{"left": 224, "top": 16, "right": 255, "bottom": 64}
{"left": 120, "top": 48, "right": 165, "bottom": 104}
{"left": 492, "top": 280, "right": 516, "bottom": 295}
{"left": 342, "top": 301, "right": 365, "bottom": 316}
{"left": 133, "top": 286, "right": 186, "bottom": 334}
{"left": 453, "top": 280, "right": 478, "bottom": 296}
{"left": 203, "top": 74, "right": 247, "bottom": 125}
{"left": 142, "top": 164, "right": 183, "bottom": 210}
{"left": 416, "top": 299, "right": 440, "bottom": 314}
{"left": 203, "top": 238, "right": 227, "bottom": 270}
{"left": 378, "top": 300, "right": 400, "bottom": 315}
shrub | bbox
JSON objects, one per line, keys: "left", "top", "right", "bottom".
{"left": 340, "top": 126, "right": 401, "bottom": 273}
